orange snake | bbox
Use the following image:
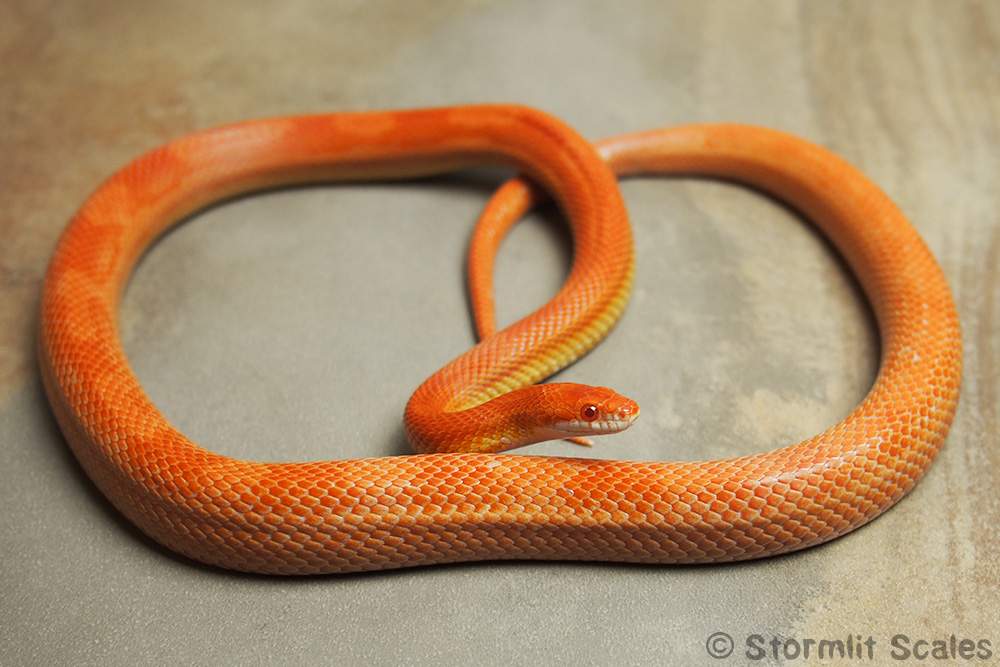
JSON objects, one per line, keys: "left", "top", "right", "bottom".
{"left": 39, "top": 105, "right": 961, "bottom": 574}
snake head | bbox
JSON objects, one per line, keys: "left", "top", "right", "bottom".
{"left": 545, "top": 384, "right": 640, "bottom": 438}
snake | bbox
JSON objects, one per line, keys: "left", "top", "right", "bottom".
{"left": 38, "top": 105, "right": 961, "bottom": 574}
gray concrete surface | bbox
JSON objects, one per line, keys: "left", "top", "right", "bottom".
{"left": 2, "top": 1, "right": 998, "bottom": 664}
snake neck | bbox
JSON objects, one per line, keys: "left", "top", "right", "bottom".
{"left": 404, "top": 385, "right": 556, "bottom": 453}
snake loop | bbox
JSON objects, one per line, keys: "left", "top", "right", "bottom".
{"left": 39, "top": 107, "right": 960, "bottom": 574}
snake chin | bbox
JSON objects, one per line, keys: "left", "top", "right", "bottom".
{"left": 553, "top": 409, "right": 640, "bottom": 436}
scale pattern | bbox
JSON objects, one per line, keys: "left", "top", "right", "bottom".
{"left": 38, "top": 107, "right": 961, "bottom": 574}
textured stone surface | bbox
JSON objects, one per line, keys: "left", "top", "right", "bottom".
{"left": 2, "top": 1, "right": 997, "bottom": 664}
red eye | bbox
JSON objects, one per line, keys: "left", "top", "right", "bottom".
{"left": 581, "top": 404, "right": 599, "bottom": 421}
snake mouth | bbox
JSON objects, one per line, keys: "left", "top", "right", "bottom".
{"left": 553, "top": 406, "right": 640, "bottom": 436}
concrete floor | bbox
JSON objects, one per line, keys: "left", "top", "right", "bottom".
{"left": 2, "top": 1, "right": 998, "bottom": 664}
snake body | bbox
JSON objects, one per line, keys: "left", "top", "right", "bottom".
{"left": 39, "top": 106, "right": 961, "bottom": 574}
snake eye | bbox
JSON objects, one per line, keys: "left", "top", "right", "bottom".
{"left": 581, "top": 404, "right": 599, "bottom": 421}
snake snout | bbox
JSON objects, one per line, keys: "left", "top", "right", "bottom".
{"left": 599, "top": 394, "right": 640, "bottom": 429}
{"left": 614, "top": 399, "right": 640, "bottom": 423}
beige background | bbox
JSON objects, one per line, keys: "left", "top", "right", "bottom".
{"left": 2, "top": 1, "right": 998, "bottom": 664}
